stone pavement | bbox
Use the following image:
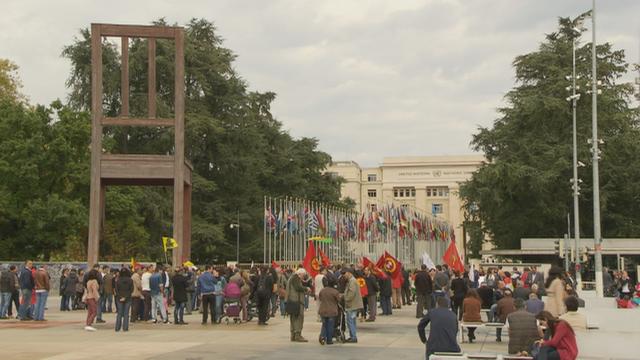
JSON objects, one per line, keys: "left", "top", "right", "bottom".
{"left": 0, "top": 297, "right": 638, "bottom": 360}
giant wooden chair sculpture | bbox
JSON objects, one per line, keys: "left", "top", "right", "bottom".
{"left": 88, "top": 24, "right": 191, "bottom": 266}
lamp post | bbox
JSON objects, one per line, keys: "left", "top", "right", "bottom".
{"left": 230, "top": 210, "right": 240, "bottom": 264}
{"left": 591, "top": 0, "right": 604, "bottom": 297}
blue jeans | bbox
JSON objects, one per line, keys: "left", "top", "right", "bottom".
{"left": 321, "top": 316, "right": 335, "bottom": 343}
{"left": 0, "top": 292, "right": 11, "bottom": 317}
{"left": 97, "top": 294, "right": 104, "bottom": 320}
{"left": 34, "top": 291, "right": 48, "bottom": 320}
{"left": 105, "top": 293, "right": 113, "bottom": 312}
{"left": 279, "top": 298, "right": 286, "bottom": 316}
{"left": 489, "top": 303, "right": 498, "bottom": 323}
{"left": 345, "top": 309, "right": 358, "bottom": 340}
{"left": 60, "top": 294, "right": 71, "bottom": 311}
{"left": 214, "top": 295, "right": 223, "bottom": 322}
{"left": 380, "top": 296, "right": 392, "bottom": 315}
{"left": 115, "top": 300, "right": 131, "bottom": 331}
{"left": 174, "top": 302, "right": 185, "bottom": 323}
{"left": 151, "top": 293, "right": 167, "bottom": 321}
{"left": 304, "top": 294, "right": 309, "bottom": 310}
{"left": 19, "top": 289, "right": 32, "bottom": 319}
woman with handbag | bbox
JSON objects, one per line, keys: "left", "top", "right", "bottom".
{"left": 114, "top": 267, "right": 133, "bottom": 332}
{"left": 286, "top": 268, "right": 311, "bottom": 342}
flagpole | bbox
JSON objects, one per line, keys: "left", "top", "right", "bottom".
{"left": 263, "top": 195, "right": 267, "bottom": 264}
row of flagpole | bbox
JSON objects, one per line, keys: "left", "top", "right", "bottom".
{"left": 263, "top": 196, "right": 451, "bottom": 267}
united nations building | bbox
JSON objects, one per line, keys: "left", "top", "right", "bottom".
{"left": 326, "top": 155, "right": 485, "bottom": 257}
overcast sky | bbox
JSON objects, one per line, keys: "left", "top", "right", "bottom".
{"left": 2, "top": 0, "right": 639, "bottom": 167}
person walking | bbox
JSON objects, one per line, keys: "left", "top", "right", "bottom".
{"left": 462, "top": 289, "right": 482, "bottom": 343}
{"left": 149, "top": 266, "right": 168, "bottom": 324}
{"left": 255, "top": 266, "right": 274, "bottom": 326}
{"left": 33, "top": 265, "right": 50, "bottom": 321}
{"left": 318, "top": 276, "right": 341, "bottom": 345}
{"left": 59, "top": 269, "right": 69, "bottom": 311}
{"left": 343, "top": 269, "right": 363, "bottom": 343}
{"left": 84, "top": 270, "right": 100, "bottom": 331}
{"left": 391, "top": 269, "right": 403, "bottom": 309}
{"left": 172, "top": 267, "right": 189, "bottom": 325}
{"left": 450, "top": 270, "right": 468, "bottom": 320}
{"left": 414, "top": 264, "right": 433, "bottom": 318}
{"left": 287, "top": 268, "right": 311, "bottom": 342}
{"left": 418, "top": 297, "right": 461, "bottom": 359}
{"left": 544, "top": 266, "right": 567, "bottom": 317}
{"left": 114, "top": 267, "right": 133, "bottom": 332}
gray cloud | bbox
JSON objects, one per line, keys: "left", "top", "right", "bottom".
{"left": 2, "top": 0, "right": 638, "bottom": 166}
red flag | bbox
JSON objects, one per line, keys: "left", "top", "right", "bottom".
{"left": 377, "top": 251, "right": 402, "bottom": 280}
{"left": 357, "top": 276, "right": 368, "bottom": 297}
{"left": 318, "top": 248, "right": 331, "bottom": 267}
{"left": 271, "top": 260, "right": 280, "bottom": 269}
{"left": 443, "top": 240, "right": 464, "bottom": 273}
{"left": 363, "top": 256, "right": 387, "bottom": 279}
{"left": 302, "top": 241, "right": 320, "bottom": 278}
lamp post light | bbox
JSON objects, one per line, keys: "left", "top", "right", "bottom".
{"left": 230, "top": 210, "right": 240, "bottom": 264}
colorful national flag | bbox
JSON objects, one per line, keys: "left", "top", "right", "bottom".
{"left": 162, "top": 236, "right": 178, "bottom": 252}
{"left": 376, "top": 251, "right": 401, "bottom": 280}
{"left": 443, "top": 239, "right": 464, "bottom": 273}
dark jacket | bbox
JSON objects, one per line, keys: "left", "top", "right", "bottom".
{"left": 172, "top": 273, "right": 188, "bottom": 303}
{"left": 496, "top": 296, "right": 516, "bottom": 323}
{"left": 0, "top": 270, "right": 17, "bottom": 292}
{"left": 379, "top": 276, "right": 392, "bottom": 297}
{"left": 62, "top": 273, "right": 78, "bottom": 296}
{"left": 365, "top": 274, "right": 379, "bottom": 296}
{"left": 402, "top": 270, "right": 411, "bottom": 289}
{"left": 115, "top": 276, "right": 133, "bottom": 301}
{"left": 414, "top": 270, "right": 433, "bottom": 295}
{"left": 507, "top": 310, "right": 540, "bottom": 354}
{"left": 19, "top": 267, "right": 34, "bottom": 290}
{"left": 451, "top": 278, "right": 468, "bottom": 299}
{"left": 525, "top": 298, "right": 545, "bottom": 315}
{"left": 477, "top": 286, "right": 494, "bottom": 309}
{"left": 513, "top": 287, "right": 531, "bottom": 301}
{"left": 418, "top": 307, "right": 461, "bottom": 357}
{"left": 318, "top": 287, "right": 341, "bottom": 317}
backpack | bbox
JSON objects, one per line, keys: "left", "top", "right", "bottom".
{"left": 486, "top": 274, "right": 496, "bottom": 288}
{"left": 257, "top": 275, "right": 267, "bottom": 293}
{"left": 224, "top": 282, "right": 241, "bottom": 299}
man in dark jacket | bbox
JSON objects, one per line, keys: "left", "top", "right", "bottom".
{"left": 414, "top": 264, "right": 433, "bottom": 318}
{"left": 418, "top": 297, "right": 461, "bottom": 358}
{"left": 256, "top": 266, "right": 274, "bottom": 326}
{"left": 401, "top": 267, "right": 412, "bottom": 306}
{"left": 363, "top": 267, "right": 379, "bottom": 322}
{"left": 18, "top": 260, "right": 34, "bottom": 320}
{"left": 378, "top": 272, "right": 392, "bottom": 315}
{"left": 61, "top": 270, "right": 78, "bottom": 311}
{"left": 1, "top": 265, "right": 18, "bottom": 318}
{"left": 495, "top": 289, "right": 516, "bottom": 342}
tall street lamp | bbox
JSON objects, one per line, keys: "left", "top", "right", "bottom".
{"left": 230, "top": 210, "right": 240, "bottom": 264}
{"left": 591, "top": 0, "right": 604, "bottom": 297}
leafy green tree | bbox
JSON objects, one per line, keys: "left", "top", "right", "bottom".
{"left": 0, "top": 59, "right": 27, "bottom": 104}
{"left": 61, "top": 18, "right": 344, "bottom": 263}
{"left": 460, "top": 17, "right": 640, "bottom": 250}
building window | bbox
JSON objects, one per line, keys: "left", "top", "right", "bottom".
{"left": 367, "top": 174, "right": 377, "bottom": 182}
{"left": 393, "top": 187, "right": 415, "bottom": 198}
{"left": 432, "top": 203, "right": 443, "bottom": 214}
{"left": 369, "top": 204, "right": 377, "bottom": 212}
{"left": 326, "top": 171, "right": 338, "bottom": 178}
{"left": 426, "top": 186, "right": 449, "bottom": 197}
{"left": 367, "top": 189, "right": 377, "bottom": 198}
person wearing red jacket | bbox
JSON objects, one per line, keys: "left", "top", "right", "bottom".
{"left": 534, "top": 311, "right": 578, "bottom": 360}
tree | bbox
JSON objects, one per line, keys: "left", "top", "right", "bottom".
{"left": 60, "top": 19, "right": 344, "bottom": 263}
{"left": 0, "top": 59, "right": 27, "bottom": 104}
{"left": 460, "top": 16, "right": 640, "bottom": 250}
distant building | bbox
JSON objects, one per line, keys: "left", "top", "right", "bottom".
{"left": 326, "top": 155, "right": 485, "bottom": 258}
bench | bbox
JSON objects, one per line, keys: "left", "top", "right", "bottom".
{"left": 459, "top": 322, "right": 485, "bottom": 343}
{"left": 429, "top": 352, "right": 466, "bottom": 360}
{"left": 501, "top": 356, "right": 533, "bottom": 360}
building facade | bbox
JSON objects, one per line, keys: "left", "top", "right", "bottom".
{"left": 327, "top": 155, "right": 485, "bottom": 259}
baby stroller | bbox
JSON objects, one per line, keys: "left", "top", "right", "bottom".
{"left": 221, "top": 282, "right": 242, "bottom": 324}
{"left": 332, "top": 302, "right": 347, "bottom": 343}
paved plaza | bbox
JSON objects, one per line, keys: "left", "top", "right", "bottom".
{"left": 0, "top": 295, "right": 638, "bottom": 360}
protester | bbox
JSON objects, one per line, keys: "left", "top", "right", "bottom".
{"left": 318, "top": 275, "right": 341, "bottom": 345}
{"left": 414, "top": 264, "right": 433, "bottom": 318}
{"left": 33, "top": 265, "right": 50, "bottom": 321}
{"left": 506, "top": 298, "right": 541, "bottom": 354}
{"left": 495, "top": 288, "right": 515, "bottom": 342}
{"left": 255, "top": 265, "right": 273, "bottom": 325}
{"left": 287, "top": 267, "right": 310, "bottom": 342}
{"left": 130, "top": 266, "right": 143, "bottom": 322}
{"left": 401, "top": 266, "right": 412, "bottom": 306}
{"left": 559, "top": 296, "right": 586, "bottom": 331}
{"left": 450, "top": 270, "right": 468, "bottom": 320}
{"left": 462, "top": 289, "right": 482, "bottom": 343}
{"left": 342, "top": 269, "right": 363, "bottom": 343}
{"left": 535, "top": 311, "right": 578, "bottom": 360}
{"left": 545, "top": 266, "right": 567, "bottom": 317}
{"left": 198, "top": 265, "right": 216, "bottom": 325}
{"left": 114, "top": 267, "right": 133, "bottom": 332}
{"left": 391, "top": 267, "right": 403, "bottom": 309}
{"left": 364, "top": 266, "right": 379, "bottom": 322}
{"left": 84, "top": 269, "right": 100, "bottom": 331}
{"left": 172, "top": 267, "right": 188, "bottom": 325}
{"left": 18, "top": 260, "right": 34, "bottom": 321}
{"left": 418, "top": 297, "right": 461, "bottom": 358}
{"left": 149, "top": 265, "right": 169, "bottom": 324}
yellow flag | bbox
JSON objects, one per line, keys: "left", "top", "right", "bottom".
{"left": 162, "top": 236, "right": 178, "bottom": 251}
{"left": 130, "top": 257, "right": 135, "bottom": 268}
{"left": 183, "top": 260, "right": 194, "bottom": 268}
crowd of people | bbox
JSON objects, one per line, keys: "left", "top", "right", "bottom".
{"left": 0, "top": 260, "right": 634, "bottom": 359}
